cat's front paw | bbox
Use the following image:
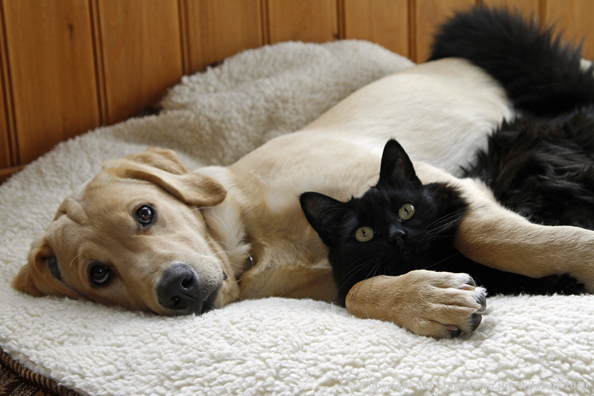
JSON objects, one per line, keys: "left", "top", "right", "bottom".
{"left": 345, "top": 270, "right": 487, "bottom": 338}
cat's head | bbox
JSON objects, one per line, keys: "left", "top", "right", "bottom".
{"left": 300, "top": 139, "right": 468, "bottom": 303}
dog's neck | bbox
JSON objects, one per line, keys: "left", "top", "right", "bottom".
{"left": 197, "top": 165, "right": 335, "bottom": 301}
{"left": 197, "top": 167, "right": 254, "bottom": 279}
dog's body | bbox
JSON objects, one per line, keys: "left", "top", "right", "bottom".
{"left": 14, "top": 38, "right": 594, "bottom": 337}
{"left": 210, "top": 58, "right": 510, "bottom": 302}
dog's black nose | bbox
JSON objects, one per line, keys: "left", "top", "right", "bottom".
{"left": 156, "top": 263, "right": 219, "bottom": 314}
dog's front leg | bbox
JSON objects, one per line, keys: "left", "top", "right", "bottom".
{"left": 415, "top": 162, "right": 594, "bottom": 291}
{"left": 454, "top": 184, "right": 594, "bottom": 291}
{"left": 345, "top": 270, "right": 486, "bottom": 338}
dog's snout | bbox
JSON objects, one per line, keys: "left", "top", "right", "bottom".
{"left": 156, "top": 263, "right": 220, "bottom": 314}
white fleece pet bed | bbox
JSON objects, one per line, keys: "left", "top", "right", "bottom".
{"left": 1, "top": 41, "right": 594, "bottom": 396}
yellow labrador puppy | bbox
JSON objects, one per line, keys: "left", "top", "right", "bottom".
{"left": 13, "top": 59, "right": 594, "bottom": 338}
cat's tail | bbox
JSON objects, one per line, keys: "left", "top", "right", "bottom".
{"left": 428, "top": 7, "right": 594, "bottom": 117}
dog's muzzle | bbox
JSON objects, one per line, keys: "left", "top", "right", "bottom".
{"left": 156, "top": 263, "right": 221, "bottom": 315}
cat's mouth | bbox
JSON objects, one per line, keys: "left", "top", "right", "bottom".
{"left": 393, "top": 241, "right": 422, "bottom": 256}
{"left": 390, "top": 235, "right": 417, "bottom": 253}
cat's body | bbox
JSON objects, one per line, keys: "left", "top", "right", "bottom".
{"left": 301, "top": 7, "right": 594, "bottom": 304}
{"left": 301, "top": 140, "right": 585, "bottom": 305}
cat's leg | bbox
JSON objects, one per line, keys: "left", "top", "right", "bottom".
{"left": 414, "top": 162, "right": 594, "bottom": 291}
{"left": 346, "top": 270, "right": 487, "bottom": 338}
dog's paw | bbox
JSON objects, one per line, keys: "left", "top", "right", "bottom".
{"left": 345, "top": 270, "right": 487, "bottom": 338}
{"left": 402, "top": 270, "right": 487, "bottom": 338}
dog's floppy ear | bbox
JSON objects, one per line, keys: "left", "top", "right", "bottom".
{"left": 13, "top": 234, "right": 84, "bottom": 299}
{"left": 118, "top": 147, "right": 191, "bottom": 175}
{"left": 105, "top": 148, "right": 227, "bottom": 207}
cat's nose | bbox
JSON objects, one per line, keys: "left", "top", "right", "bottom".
{"left": 388, "top": 226, "right": 406, "bottom": 245}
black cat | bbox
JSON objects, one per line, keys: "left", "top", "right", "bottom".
{"left": 300, "top": 140, "right": 584, "bottom": 306}
{"left": 300, "top": 7, "right": 593, "bottom": 306}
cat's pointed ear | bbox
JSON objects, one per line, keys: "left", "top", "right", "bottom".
{"left": 300, "top": 192, "right": 351, "bottom": 247}
{"left": 378, "top": 139, "right": 421, "bottom": 187}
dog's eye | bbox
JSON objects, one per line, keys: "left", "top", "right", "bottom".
{"left": 355, "top": 227, "right": 375, "bottom": 242}
{"left": 135, "top": 205, "right": 155, "bottom": 226}
{"left": 399, "top": 203, "right": 415, "bottom": 220}
{"left": 48, "top": 256, "right": 62, "bottom": 281}
{"left": 90, "top": 265, "right": 111, "bottom": 285}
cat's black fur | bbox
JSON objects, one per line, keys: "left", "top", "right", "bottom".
{"left": 301, "top": 7, "right": 593, "bottom": 306}
{"left": 301, "top": 141, "right": 584, "bottom": 306}
{"left": 301, "top": 140, "right": 468, "bottom": 305}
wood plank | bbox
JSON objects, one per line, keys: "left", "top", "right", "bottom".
{"left": 185, "top": 0, "right": 263, "bottom": 73}
{"left": 267, "top": 0, "right": 338, "bottom": 44}
{"left": 2, "top": 0, "right": 100, "bottom": 164}
{"left": 343, "top": 0, "right": 409, "bottom": 58}
{"left": 483, "top": 0, "right": 540, "bottom": 17}
{"left": 414, "top": 0, "right": 476, "bottom": 63}
{"left": 0, "top": 3, "right": 10, "bottom": 169}
{"left": 0, "top": 91, "right": 9, "bottom": 167}
{"left": 96, "top": 0, "right": 183, "bottom": 125}
{"left": 546, "top": 0, "right": 594, "bottom": 60}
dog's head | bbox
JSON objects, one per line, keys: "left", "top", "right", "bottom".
{"left": 13, "top": 148, "right": 240, "bottom": 315}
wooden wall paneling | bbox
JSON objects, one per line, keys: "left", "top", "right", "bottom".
{"left": 482, "top": 0, "right": 540, "bottom": 17}
{"left": 96, "top": 0, "right": 184, "bottom": 125}
{"left": 0, "top": 80, "right": 9, "bottom": 168}
{"left": 413, "top": 0, "right": 477, "bottom": 63}
{"left": 2, "top": 0, "right": 100, "bottom": 164}
{"left": 343, "top": 0, "right": 409, "bottom": 58}
{"left": 267, "top": 0, "right": 339, "bottom": 44}
{"left": 546, "top": 0, "right": 594, "bottom": 60}
{"left": 90, "top": 0, "right": 107, "bottom": 126}
{"left": 0, "top": 2, "right": 11, "bottom": 169}
{"left": 184, "top": 0, "right": 264, "bottom": 73}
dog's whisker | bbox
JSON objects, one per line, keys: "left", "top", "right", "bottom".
{"left": 69, "top": 253, "right": 84, "bottom": 268}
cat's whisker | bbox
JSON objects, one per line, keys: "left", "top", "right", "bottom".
{"left": 421, "top": 235, "right": 457, "bottom": 243}
{"left": 341, "top": 256, "right": 381, "bottom": 289}
{"left": 424, "top": 224, "right": 458, "bottom": 237}
{"left": 426, "top": 209, "right": 465, "bottom": 225}
{"left": 425, "top": 209, "right": 467, "bottom": 229}
{"left": 336, "top": 254, "right": 382, "bottom": 292}
{"left": 423, "top": 211, "right": 467, "bottom": 236}
{"left": 422, "top": 250, "right": 465, "bottom": 270}
{"left": 363, "top": 259, "right": 385, "bottom": 315}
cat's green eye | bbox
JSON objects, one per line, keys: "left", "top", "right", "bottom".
{"left": 355, "top": 227, "right": 375, "bottom": 242}
{"left": 399, "top": 203, "right": 415, "bottom": 220}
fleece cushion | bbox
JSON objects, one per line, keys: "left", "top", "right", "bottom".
{"left": 1, "top": 40, "right": 594, "bottom": 396}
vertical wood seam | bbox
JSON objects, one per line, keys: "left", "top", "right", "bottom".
{"left": 408, "top": 0, "right": 416, "bottom": 62}
{"left": 539, "top": 0, "right": 547, "bottom": 27}
{"left": 89, "top": 0, "right": 107, "bottom": 126}
{"left": 177, "top": 0, "right": 190, "bottom": 75}
{"left": 0, "top": 0, "right": 18, "bottom": 165}
{"left": 260, "top": 0, "right": 270, "bottom": 45}
{"left": 336, "top": 0, "right": 345, "bottom": 39}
